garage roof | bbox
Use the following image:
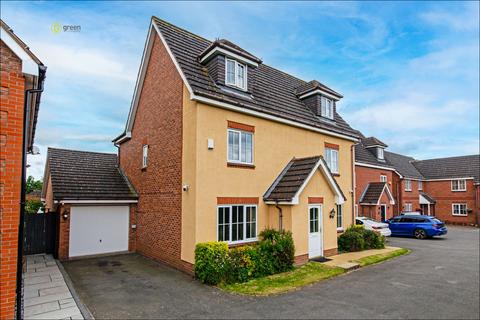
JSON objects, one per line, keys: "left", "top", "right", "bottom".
{"left": 44, "top": 148, "right": 138, "bottom": 201}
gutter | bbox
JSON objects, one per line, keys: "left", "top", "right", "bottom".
{"left": 17, "top": 65, "right": 46, "bottom": 320}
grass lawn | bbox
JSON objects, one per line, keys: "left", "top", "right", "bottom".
{"left": 353, "top": 248, "right": 410, "bottom": 267}
{"left": 219, "top": 262, "right": 345, "bottom": 296}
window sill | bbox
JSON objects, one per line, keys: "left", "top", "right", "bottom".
{"left": 336, "top": 228, "right": 344, "bottom": 233}
{"left": 141, "top": 167, "right": 147, "bottom": 172}
{"left": 451, "top": 190, "right": 467, "bottom": 192}
{"left": 452, "top": 214, "right": 468, "bottom": 217}
{"left": 228, "top": 239, "right": 258, "bottom": 248}
{"left": 227, "top": 162, "right": 255, "bottom": 169}
{"left": 332, "top": 173, "right": 340, "bottom": 177}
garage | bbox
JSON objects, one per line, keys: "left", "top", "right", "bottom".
{"left": 69, "top": 206, "right": 130, "bottom": 257}
{"left": 42, "top": 148, "right": 138, "bottom": 260}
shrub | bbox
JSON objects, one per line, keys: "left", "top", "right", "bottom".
{"left": 338, "top": 226, "right": 385, "bottom": 252}
{"left": 194, "top": 229, "right": 295, "bottom": 285}
{"left": 194, "top": 242, "right": 228, "bottom": 285}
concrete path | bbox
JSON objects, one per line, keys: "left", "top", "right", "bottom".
{"left": 324, "top": 245, "right": 403, "bottom": 269}
{"left": 24, "top": 254, "right": 84, "bottom": 320}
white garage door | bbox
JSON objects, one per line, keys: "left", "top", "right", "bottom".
{"left": 69, "top": 206, "right": 129, "bottom": 258}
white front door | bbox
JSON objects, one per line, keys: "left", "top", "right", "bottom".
{"left": 308, "top": 205, "right": 323, "bottom": 258}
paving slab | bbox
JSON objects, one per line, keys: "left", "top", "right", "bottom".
{"left": 24, "top": 254, "right": 84, "bottom": 320}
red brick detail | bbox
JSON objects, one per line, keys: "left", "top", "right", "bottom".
{"left": 308, "top": 197, "right": 324, "bottom": 204}
{"left": 294, "top": 253, "right": 309, "bottom": 265}
{"left": 0, "top": 40, "right": 26, "bottom": 319}
{"left": 57, "top": 205, "right": 71, "bottom": 261}
{"left": 227, "top": 162, "right": 255, "bottom": 169}
{"left": 227, "top": 120, "right": 255, "bottom": 133}
{"left": 118, "top": 36, "right": 187, "bottom": 272}
{"left": 181, "top": 260, "right": 194, "bottom": 276}
{"left": 325, "top": 142, "right": 339, "bottom": 150}
{"left": 217, "top": 197, "right": 259, "bottom": 205}
{"left": 324, "top": 248, "right": 338, "bottom": 257}
{"left": 128, "top": 204, "right": 137, "bottom": 252}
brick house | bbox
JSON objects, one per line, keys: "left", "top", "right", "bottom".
{"left": 111, "top": 17, "right": 360, "bottom": 273}
{"left": 41, "top": 148, "right": 138, "bottom": 261}
{"left": 355, "top": 135, "right": 480, "bottom": 226}
{"left": 0, "top": 20, "right": 46, "bottom": 319}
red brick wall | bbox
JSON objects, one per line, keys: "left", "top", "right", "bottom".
{"left": 118, "top": 35, "right": 185, "bottom": 271}
{"left": 424, "top": 180, "right": 478, "bottom": 225}
{"left": 399, "top": 179, "right": 422, "bottom": 212}
{"left": 0, "top": 40, "right": 25, "bottom": 319}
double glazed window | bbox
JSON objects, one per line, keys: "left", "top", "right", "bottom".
{"left": 228, "top": 129, "right": 253, "bottom": 164}
{"left": 404, "top": 203, "right": 412, "bottom": 211}
{"left": 451, "top": 179, "right": 466, "bottom": 191}
{"left": 377, "top": 147, "right": 384, "bottom": 160}
{"left": 325, "top": 148, "right": 339, "bottom": 174}
{"left": 418, "top": 181, "right": 423, "bottom": 190}
{"left": 320, "top": 96, "right": 334, "bottom": 119}
{"left": 404, "top": 179, "right": 412, "bottom": 191}
{"left": 226, "top": 58, "right": 247, "bottom": 90}
{"left": 452, "top": 203, "right": 467, "bottom": 216}
{"left": 142, "top": 145, "right": 148, "bottom": 168}
{"left": 218, "top": 205, "right": 257, "bottom": 243}
{"left": 380, "top": 175, "right": 387, "bottom": 183}
{"left": 336, "top": 204, "right": 343, "bottom": 229}
{"left": 309, "top": 207, "right": 319, "bottom": 233}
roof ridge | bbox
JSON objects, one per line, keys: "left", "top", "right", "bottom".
{"left": 48, "top": 147, "right": 116, "bottom": 156}
{"left": 412, "top": 154, "right": 480, "bottom": 162}
{"left": 152, "top": 16, "right": 211, "bottom": 44}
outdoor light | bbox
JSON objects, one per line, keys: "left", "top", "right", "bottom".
{"left": 329, "top": 208, "right": 335, "bottom": 219}
{"left": 62, "top": 210, "right": 69, "bottom": 220}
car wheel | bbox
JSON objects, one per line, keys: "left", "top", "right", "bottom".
{"left": 414, "top": 229, "right": 427, "bottom": 239}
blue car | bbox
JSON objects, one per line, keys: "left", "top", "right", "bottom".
{"left": 387, "top": 215, "right": 447, "bottom": 239}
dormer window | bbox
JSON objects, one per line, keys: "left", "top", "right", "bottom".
{"left": 377, "top": 147, "right": 384, "bottom": 160}
{"left": 226, "top": 58, "right": 247, "bottom": 90}
{"left": 321, "top": 96, "right": 334, "bottom": 119}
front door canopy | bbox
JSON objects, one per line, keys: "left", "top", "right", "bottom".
{"left": 359, "top": 182, "right": 395, "bottom": 206}
{"left": 263, "top": 156, "right": 346, "bottom": 205}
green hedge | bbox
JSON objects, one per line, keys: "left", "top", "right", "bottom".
{"left": 194, "top": 229, "right": 295, "bottom": 285}
{"left": 338, "top": 226, "right": 385, "bottom": 252}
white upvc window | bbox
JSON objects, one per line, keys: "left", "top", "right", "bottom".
{"left": 451, "top": 179, "right": 466, "bottom": 191}
{"left": 377, "top": 147, "right": 384, "bottom": 160}
{"left": 142, "top": 145, "right": 148, "bottom": 168}
{"left": 325, "top": 148, "right": 339, "bottom": 174}
{"left": 320, "top": 96, "right": 334, "bottom": 119}
{"left": 336, "top": 204, "right": 343, "bottom": 229}
{"left": 227, "top": 129, "right": 253, "bottom": 164}
{"left": 404, "top": 179, "right": 412, "bottom": 191}
{"left": 225, "top": 58, "right": 247, "bottom": 90}
{"left": 404, "top": 203, "right": 412, "bottom": 211}
{"left": 380, "top": 175, "right": 387, "bottom": 183}
{"left": 452, "top": 203, "right": 467, "bottom": 216}
{"left": 217, "top": 205, "right": 257, "bottom": 244}
{"left": 418, "top": 181, "right": 423, "bottom": 190}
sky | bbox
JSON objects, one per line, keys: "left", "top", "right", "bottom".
{"left": 1, "top": 1, "right": 479, "bottom": 179}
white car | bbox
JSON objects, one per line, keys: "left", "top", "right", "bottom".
{"left": 355, "top": 217, "right": 392, "bottom": 236}
{"left": 400, "top": 211, "right": 422, "bottom": 215}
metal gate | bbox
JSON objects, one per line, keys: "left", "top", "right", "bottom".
{"left": 24, "top": 212, "right": 57, "bottom": 255}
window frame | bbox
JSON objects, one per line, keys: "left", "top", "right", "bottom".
{"left": 142, "top": 144, "right": 148, "bottom": 168}
{"left": 377, "top": 147, "right": 384, "bottom": 160}
{"left": 418, "top": 180, "right": 423, "bottom": 191}
{"left": 451, "top": 179, "right": 466, "bottom": 192}
{"left": 404, "top": 179, "right": 412, "bottom": 192}
{"left": 217, "top": 204, "right": 258, "bottom": 244}
{"left": 404, "top": 203, "right": 412, "bottom": 211}
{"left": 324, "top": 147, "right": 339, "bottom": 174}
{"left": 452, "top": 203, "right": 467, "bottom": 216}
{"left": 336, "top": 204, "right": 343, "bottom": 230}
{"left": 380, "top": 175, "right": 387, "bottom": 183}
{"left": 321, "top": 96, "right": 334, "bottom": 120}
{"left": 225, "top": 57, "right": 247, "bottom": 91}
{"left": 227, "top": 128, "right": 254, "bottom": 165}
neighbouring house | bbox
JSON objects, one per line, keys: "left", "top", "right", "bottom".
{"left": 111, "top": 17, "right": 359, "bottom": 273}
{"left": 355, "top": 135, "right": 480, "bottom": 225}
{"left": 0, "top": 20, "right": 46, "bottom": 318}
{"left": 26, "top": 189, "right": 41, "bottom": 201}
{"left": 42, "top": 148, "right": 138, "bottom": 260}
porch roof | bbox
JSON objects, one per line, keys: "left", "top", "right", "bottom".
{"left": 359, "top": 182, "right": 395, "bottom": 205}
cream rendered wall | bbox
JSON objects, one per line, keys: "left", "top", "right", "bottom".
{"left": 181, "top": 96, "right": 355, "bottom": 263}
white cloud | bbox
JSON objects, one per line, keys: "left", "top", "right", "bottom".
{"left": 420, "top": 2, "right": 479, "bottom": 32}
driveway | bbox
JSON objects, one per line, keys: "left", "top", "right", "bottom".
{"left": 63, "top": 226, "right": 479, "bottom": 319}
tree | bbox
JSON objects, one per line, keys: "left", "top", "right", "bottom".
{"left": 26, "top": 175, "right": 42, "bottom": 194}
{"left": 25, "top": 199, "right": 43, "bottom": 214}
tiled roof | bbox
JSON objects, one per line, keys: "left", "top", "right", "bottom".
{"left": 294, "top": 80, "right": 342, "bottom": 98}
{"left": 199, "top": 38, "right": 262, "bottom": 64}
{"left": 384, "top": 151, "right": 424, "bottom": 179}
{"left": 264, "top": 156, "right": 320, "bottom": 202}
{"left": 359, "top": 182, "right": 387, "bottom": 204}
{"left": 46, "top": 148, "right": 138, "bottom": 201}
{"left": 420, "top": 192, "right": 436, "bottom": 204}
{"left": 413, "top": 155, "right": 480, "bottom": 184}
{"left": 153, "top": 17, "right": 358, "bottom": 139}
{"left": 355, "top": 139, "right": 395, "bottom": 169}
{"left": 362, "top": 136, "right": 388, "bottom": 148}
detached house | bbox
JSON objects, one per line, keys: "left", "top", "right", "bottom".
{"left": 111, "top": 17, "right": 359, "bottom": 272}
{"left": 355, "top": 135, "right": 480, "bottom": 225}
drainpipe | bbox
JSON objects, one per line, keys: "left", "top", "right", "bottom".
{"left": 17, "top": 66, "right": 46, "bottom": 320}
{"left": 275, "top": 202, "right": 283, "bottom": 231}
{"left": 351, "top": 144, "right": 356, "bottom": 224}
